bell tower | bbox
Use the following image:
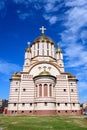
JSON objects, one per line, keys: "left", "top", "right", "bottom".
{"left": 56, "top": 43, "right": 64, "bottom": 72}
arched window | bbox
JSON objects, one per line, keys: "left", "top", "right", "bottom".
{"left": 44, "top": 84, "right": 48, "bottom": 97}
{"left": 23, "top": 88, "right": 26, "bottom": 92}
{"left": 37, "top": 43, "right": 39, "bottom": 55}
{"left": 42, "top": 43, "right": 44, "bottom": 55}
{"left": 15, "top": 89, "right": 18, "bottom": 92}
{"left": 36, "top": 85, "right": 38, "bottom": 97}
{"left": 47, "top": 43, "right": 49, "bottom": 56}
{"left": 39, "top": 84, "right": 42, "bottom": 97}
{"left": 49, "top": 84, "right": 52, "bottom": 96}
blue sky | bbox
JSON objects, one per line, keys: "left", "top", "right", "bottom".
{"left": 0, "top": 0, "right": 87, "bottom": 103}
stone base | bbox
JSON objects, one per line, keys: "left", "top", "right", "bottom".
{"left": 5, "top": 109, "right": 82, "bottom": 115}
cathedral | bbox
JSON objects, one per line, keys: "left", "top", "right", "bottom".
{"left": 7, "top": 26, "right": 81, "bottom": 115}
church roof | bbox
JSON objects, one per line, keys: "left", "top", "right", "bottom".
{"left": 26, "top": 46, "right": 31, "bottom": 52}
{"left": 12, "top": 72, "right": 21, "bottom": 78}
{"left": 39, "top": 70, "right": 51, "bottom": 76}
{"left": 33, "top": 34, "right": 54, "bottom": 44}
{"left": 33, "top": 70, "right": 56, "bottom": 81}
{"left": 62, "top": 72, "right": 77, "bottom": 80}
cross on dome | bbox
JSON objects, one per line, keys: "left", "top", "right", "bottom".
{"left": 27, "top": 41, "right": 30, "bottom": 47}
{"left": 40, "top": 26, "right": 46, "bottom": 34}
{"left": 43, "top": 66, "right": 47, "bottom": 71}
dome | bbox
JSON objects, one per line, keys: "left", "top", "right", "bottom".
{"left": 39, "top": 70, "right": 51, "bottom": 76}
{"left": 56, "top": 43, "right": 62, "bottom": 53}
{"left": 56, "top": 48, "right": 62, "bottom": 53}
{"left": 26, "top": 46, "right": 31, "bottom": 52}
{"left": 33, "top": 70, "right": 56, "bottom": 81}
{"left": 33, "top": 34, "right": 54, "bottom": 44}
{"left": 12, "top": 72, "right": 21, "bottom": 78}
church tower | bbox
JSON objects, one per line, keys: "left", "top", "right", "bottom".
{"left": 7, "top": 26, "right": 81, "bottom": 115}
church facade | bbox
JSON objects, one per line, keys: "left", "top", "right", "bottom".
{"left": 7, "top": 26, "right": 81, "bottom": 115}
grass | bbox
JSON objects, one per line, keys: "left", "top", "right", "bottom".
{"left": 0, "top": 115, "right": 87, "bottom": 130}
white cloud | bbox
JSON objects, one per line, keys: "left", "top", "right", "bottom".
{"left": 65, "top": 0, "right": 87, "bottom": 7}
{"left": 76, "top": 69, "right": 87, "bottom": 81}
{"left": 34, "top": 3, "right": 42, "bottom": 10}
{"left": 18, "top": 12, "right": 30, "bottom": 20}
{"left": 61, "top": 0, "right": 87, "bottom": 42}
{"left": 62, "top": 0, "right": 87, "bottom": 45}
{"left": 13, "top": 0, "right": 27, "bottom": 4}
{"left": 78, "top": 82, "right": 87, "bottom": 92}
{"left": 43, "top": 0, "right": 64, "bottom": 24}
{"left": 80, "top": 95, "right": 87, "bottom": 103}
{"left": 64, "top": 7, "right": 87, "bottom": 33}
{"left": 0, "top": 1, "right": 5, "bottom": 10}
{"left": 80, "top": 30, "right": 87, "bottom": 43}
{"left": 13, "top": 0, "right": 62, "bottom": 24}
{"left": 17, "top": 10, "right": 33, "bottom": 20}
{"left": 13, "top": 0, "right": 42, "bottom": 5}
{"left": 43, "top": 15, "right": 58, "bottom": 24}
{"left": 49, "top": 16, "right": 58, "bottom": 24}
{"left": 60, "top": 0, "right": 87, "bottom": 71}
{"left": 0, "top": 61, "right": 21, "bottom": 75}
{"left": 64, "top": 43, "right": 87, "bottom": 68}
{"left": 44, "top": 2, "right": 58, "bottom": 13}
{"left": 44, "top": 3, "right": 54, "bottom": 13}
{"left": 64, "top": 43, "right": 84, "bottom": 58}
{"left": 78, "top": 81, "right": 87, "bottom": 93}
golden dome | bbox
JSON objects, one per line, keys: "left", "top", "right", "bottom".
{"left": 56, "top": 43, "right": 62, "bottom": 53}
{"left": 39, "top": 70, "right": 51, "bottom": 76}
{"left": 12, "top": 72, "right": 21, "bottom": 78}
{"left": 26, "top": 47, "right": 31, "bottom": 52}
{"left": 33, "top": 34, "right": 54, "bottom": 44}
{"left": 56, "top": 48, "right": 62, "bottom": 53}
{"left": 33, "top": 70, "right": 56, "bottom": 81}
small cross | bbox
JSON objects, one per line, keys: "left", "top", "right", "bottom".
{"left": 38, "top": 67, "right": 41, "bottom": 70}
{"left": 57, "top": 42, "right": 61, "bottom": 48}
{"left": 43, "top": 66, "right": 46, "bottom": 71}
{"left": 48, "top": 67, "right": 51, "bottom": 70}
{"left": 40, "top": 26, "right": 46, "bottom": 34}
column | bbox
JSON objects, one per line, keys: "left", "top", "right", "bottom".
{"left": 37, "top": 43, "right": 39, "bottom": 55}
{"left": 37, "top": 85, "right": 39, "bottom": 97}
{"left": 52, "top": 45, "right": 54, "bottom": 58}
{"left": 42, "top": 84, "right": 44, "bottom": 97}
{"left": 39, "top": 84, "right": 42, "bottom": 97}
{"left": 52, "top": 84, "right": 54, "bottom": 97}
{"left": 36, "top": 85, "right": 38, "bottom": 97}
{"left": 49, "top": 43, "right": 51, "bottom": 56}
{"left": 48, "top": 84, "right": 50, "bottom": 97}
{"left": 31, "top": 45, "right": 34, "bottom": 57}
{"left": 44, "top": 42, "right": 47, "bottom": 55}
{"left": 47, "top": 43, "right": 49, "bottom": 56}
{"left": 49, "top": 84, "right": 52, "bottom": 97}
{"left": 34, "top": 44, "right": 35, "bottom": 57}
{"left": 44, "top": 84, "right": 48, "bottom": 97}
{"left": 39, "top": 42, "right": 42, "bottom": 55}
{"left": 35, "top": 43, "right": 37, "bottom": 56}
